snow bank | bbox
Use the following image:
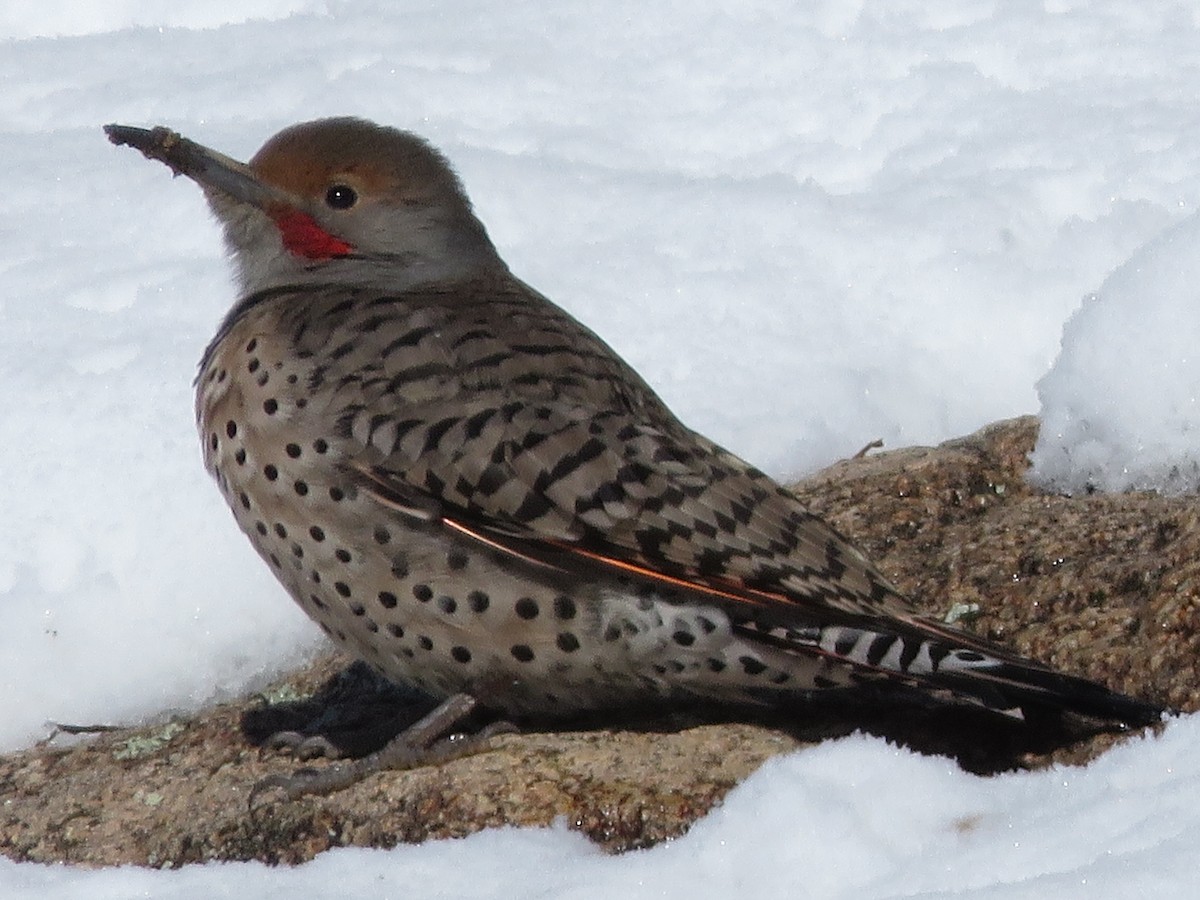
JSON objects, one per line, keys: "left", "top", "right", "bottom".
{"left": 1031, "top": 213, "right": 1200, "bottom": 494}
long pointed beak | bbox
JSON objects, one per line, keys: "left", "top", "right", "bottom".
{"left": 104, "top": 124, "right": 294, "bottom": 213}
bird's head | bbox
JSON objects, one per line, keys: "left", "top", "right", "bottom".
{"left": 106, "top": 118, "right": 501, "bottom": 294}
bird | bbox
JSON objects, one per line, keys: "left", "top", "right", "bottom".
{"left": 105, "top": 118, "right": 1164, "bottom": 795}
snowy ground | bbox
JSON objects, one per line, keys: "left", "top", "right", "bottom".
{"left": 4, "top": 1, "right": 1200, "bottom": 896}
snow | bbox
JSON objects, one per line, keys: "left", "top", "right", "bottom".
{"left": 5, "top": 722, "right": 1198, "bottom": 899}
{"left": 3, "top": 0, "right": 1200, "bottom": 895}
{"left": 1029, "top": 212, "right": 1200, "bottom": 494}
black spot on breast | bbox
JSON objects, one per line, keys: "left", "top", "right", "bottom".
{"left": 739, "top": 656, "right": 767, "bottom": 676}
{"left": 515, "top": 598, "right": 539, "bottom": 620}
{"left": 556, "top": 633, "right": 580, "bottom": 653}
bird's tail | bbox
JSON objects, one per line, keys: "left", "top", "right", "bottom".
{"left": 741, "top": 619, "right": 1165, "bottom": 727}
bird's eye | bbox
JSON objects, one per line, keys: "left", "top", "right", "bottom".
{"left": 324, "top": 184, "right": 358, "bottom": 210}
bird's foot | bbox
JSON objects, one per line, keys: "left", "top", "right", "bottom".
{"left": 262, "top": 730, "right": 343, "bottom": 761}
{"left": 242, "top": 659, "right": 441, "bottom": 759}
{"left": 249, "top": 692, "right": 517, "bottom": 803}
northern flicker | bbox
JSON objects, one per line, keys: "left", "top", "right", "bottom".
{"left": 106, "top": 119, "right": 1163, "bottom": 794}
